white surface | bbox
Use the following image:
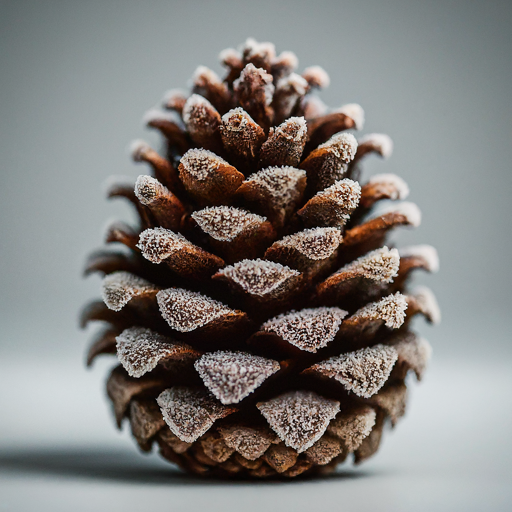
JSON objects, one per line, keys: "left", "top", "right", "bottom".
{"left": 0, "top": 356, "right": 511, "bottom": 512}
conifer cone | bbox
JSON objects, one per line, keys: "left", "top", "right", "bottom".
{"left": 83, "top": 38, "right": 440, "bottom": 478}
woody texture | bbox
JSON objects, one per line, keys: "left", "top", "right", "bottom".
{"left": 83, "top": 39, "right": 439, "bottom": 478}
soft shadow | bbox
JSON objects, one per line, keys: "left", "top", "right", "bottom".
{"left": 0, "top": 447, "right": 373, "bottom": 486}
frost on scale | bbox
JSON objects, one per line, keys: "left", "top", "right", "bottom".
{"left": 300, "top": 94, "right": 328, "bottom": 120}
{"left": 143, "top": 108, "right": 184, "bottom": 129}
{"left": 218, "top": 425, "right": 278, "bottom": 460}
{"left": 182, "top": 94, "right": 219, "bottom": 126}
{"left": 399, "top": 245, "right": 439, "bottom": 273}
{"left": 298, "top": 179, "right": 361, "bottom": 227}
{"left": 408, "top": 286, "right": 441, "bottom": 324}
{"left": 317, "top": 132, "right": 358, "bottom": 164}
{"left": 358, "top": 134, "right": 394, "bottom": 159}
{"left": 336, "top": 103, "right": 365, "bottom": 130}
{"left": 219, "top": 47, "right": 242, "bottom": 67}
{"left": 331, "top": 247, "right": 400, "bottom": 282}
{"left": 261, "top": 307, "right": 347, "bottom": 353}
{"left": 304, "top": 435, "right": 343, "bottom": 466}
{"left": 391, "top": 332, "right": 432, "bottom": 380}
{"left": 241, "top": 166, "right": 306, "bottom": 210}
{"left": 369, "top": 173, "right": 409, "bottom": 197}
{"left": 194, "top": 351, "right": 280, "bottom": 404}
{"left": 272, "top": 116, "right": 307, "bottom": 142}
{"left": 192, "top": 66, "right": 227, "bottom": 94}
{"left": 234, "top": 64, "right": 275, "bottom": 105}
{"left": 302, "top": 65, "right": 330, "bottom": 89}
{"left": 134, "top": 175, "right": 167, "bottom": 205}
{"left": 216, "top": 259, "right": 300, "bottom": 297}
{"left": 137, "top": 227, "right": 192, "bottom": 264}
{"left": 327, "top": 406, "right": 377, "bottom": 451}
{"left": 269, "top": 227, "right": 343, "bottom": 261}
{"left": 101, "top": 271, "right": 158, "bottom": 312}
{"left": 191, "top": 206, "right": 266, "bottom": 242}
{"left": 307, "top": 345, "right": 398, "bottom": 398}
{"left": 156, "top": 288, "right": 236, "bottom": 333}
{"left": 258, "top": 117, "right": 307, "bottom": 168}
{"left": 276, "top": 73, "right": 308, "bottom": 95}
{"left": 129, "top": 139, "right": 152, "bottom": 161}
{"left": 358, "top": 174, "right": 409, "bottom": 208}
{"left": 300, "top": 133, "right": 358, "bottom": 190}
{"left": 257, "top": 391, "right": 340, "bottom": 453}
{"left": 370, "top": 201, "right": 422, "bottom": 228}
{"left": 116, "top": 326, "right": 198, "bottom": 378}
{"left": 241, "top": 38, "right": 276, "bottom": 68}
{"left": 359, "top": 173, "right": 410, "bottom": 209}
{"left": 274, "top": 73, "right": 309, "bottom": 119}
{"left": 234, "top": 63, "right": 275, "bottom": 127}
{"left": 317, "top": 179, "right": 361, "bottom": 209}
{"left": 272, "top": 50, "right": 298, "bottom": 76}
{"left": 179, "top": 148, "right": 230, "bottom": 181}
{"left": 156, "top": 387, "right": 235, "bottom": 443}
{"left": 161, "top": 88, "right": 187, "bottom": 112}
{"left": 368, "top": 383, "right": 407, "bottom": 426}
{"left": 350, "top": 292, "right": 408, "bottom": 330}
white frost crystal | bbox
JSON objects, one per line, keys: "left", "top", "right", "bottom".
{"left": 335, "top": 246, "right": 400, "bottom": 283}
{"left": 217, "top": 259, "right": 300, "bottom": 296}
{"left": 368, "top": 173, "right": 409, "bottom": 198}
{"left": 359, "top": 134, "right": 394, "bottom": 159}
{"left": 191, "top": 206, "right": 266, "bottom": 242}
{"left": 399, "top": 244, "right": 439, "bottom": 273}
{"left": 327, "top": 406, "right": 377, "bottom": 451}
{"left": 336, "top": 103, "right": 365, "bottom": 130}
{"left": 157, "top": 288, "right": 235, "bottom": 332}
{"left": 180, "top": 148, "right": 229, "bottom": 181}
{"left": 116, "top": 326, "right": 194, "bottom": 378}
{"left": 370, "top": 201, "right": 422, "bottom": 227}
{"left": 318, "top": 132, "right": 358, "bottom": 164}
{"left": 257, "top": 391, "right": 340, "bottom": 453}
{"left": 157, "top": 387, "right": 232, "bottom": 443}
{"left": 316, "top": 179, "right": 362, "bottom": 211}
{"left": 195, "top": 351, "right": 280, "bottom": 404}
{"left": 245, "top": 166, "right": 306, "bottom": 208}
{"left": 272, "top": 227, "right": 343, "bottom": 260}
{"left": 261, "top": 307, "right": 347, "bottom": 353}
{"left": 311, "top": 345, "right": 398, "bottom": 398}
{"left": 137, "top": 227, "right": 192, "bottom": 264}
{"left": 101, "top": 271, "right": 157, "bottom": 312}
{"left": 352, "top": 292, "right": 408, "bottom": 329}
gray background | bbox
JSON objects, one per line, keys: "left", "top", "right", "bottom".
{"left": 0, "top": 1, "right": 511, "bottom": 511}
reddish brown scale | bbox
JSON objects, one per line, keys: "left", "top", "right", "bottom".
{"left": 131, "top": 140, "right": 181, "bottom": 192}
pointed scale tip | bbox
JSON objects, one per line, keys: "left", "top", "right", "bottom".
{"left": 400, "top": 245, "right": 439, "bottom": 273}
{"left": 336, "top": 103, "right": 365, "bottom": 130}
{"left": 134, "top": 175, "right": 166, "bottom": 205}
{"left": 302, "top": 65, "right": 330, "bottom": 89}
{"left": 358, "top": 133, "right": 394, "bottom": 159}
{"left": 194, "top": 351, "right": 280, "bottom": 404}
{"left": 101, "top": 271, "right": 158, "bottom": 312}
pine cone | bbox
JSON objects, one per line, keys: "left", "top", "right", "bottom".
{"left": 83, "top": 38, "right": 440, "bottom": 478}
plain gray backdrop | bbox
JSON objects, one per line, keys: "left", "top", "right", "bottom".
{"left": 1, "top": 0, "right": 511, "bottom": 361}
{"left": 0, "top": 1, "right": 511, "bottom": 511}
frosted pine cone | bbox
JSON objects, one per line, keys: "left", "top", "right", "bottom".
{"left": 83, "top": 38, "right": 440, "bottom": 478}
